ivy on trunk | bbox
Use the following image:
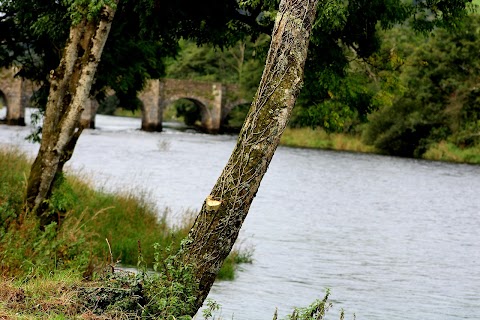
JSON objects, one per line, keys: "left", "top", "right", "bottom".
{"left": 179, "top": 0, "right": 319, "bottom": 314}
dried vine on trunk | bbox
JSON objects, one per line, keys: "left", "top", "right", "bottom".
{"left": 179, "top": 0, "right": 319, "bottom": 314}
{"left": 24, "top": 3, "right": 118, "bottom": 226}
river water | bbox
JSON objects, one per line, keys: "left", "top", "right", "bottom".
{"left": 1, "top": 109, "right": 479, "bottom": 319}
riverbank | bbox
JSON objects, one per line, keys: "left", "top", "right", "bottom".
{"left": 280, "top": 127, "right": 376, "bottom": 154}
{"left": 0, "top": 146, "right": 251, "bottom": 318}
{"left": 280, "top": 127, "right": 480, "bottom": 165}
{"left": 75, "top": 108, "right": 480, "bottom": 165}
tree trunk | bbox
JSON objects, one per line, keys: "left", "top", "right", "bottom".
{"left": 180, "top": 0, "right": 319, "bottom": 313}
{"left": 24, "top": 3, "right": 118, "bottom": 226}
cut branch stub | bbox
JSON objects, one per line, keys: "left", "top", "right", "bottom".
{"left": 205, "top": 195, "right": 222, "bottom": 213}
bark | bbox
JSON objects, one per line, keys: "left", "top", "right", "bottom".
{"left": 24, "top": 3, "right": 118, "bottom": 225}
{"left": 180, "top": 0, "right": 319, "bottom": 313}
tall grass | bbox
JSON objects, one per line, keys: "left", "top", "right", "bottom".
{"left": 0, "top": 146, "right": 29, "bottom": 229}
{"left": 423, "top": 141, "right": 480, "bottom": 164}
{"left": 0, "top": 147, "right": 250, "bottom": 279}
{"left": 0, "top": 146, "right": 252, "bottom": 318}
{"left": 280, "top": 127, "right": 376, "bottom": 153}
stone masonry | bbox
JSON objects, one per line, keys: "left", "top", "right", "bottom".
{"left": 0, "top": 68, "right": 249, "bottom": 132}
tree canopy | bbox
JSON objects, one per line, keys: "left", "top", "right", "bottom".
{"left": 0, "top": 0, "right": 269, "bottom": 108}
{"left": 364, "top": 13, "right": 480, "bottom": 157}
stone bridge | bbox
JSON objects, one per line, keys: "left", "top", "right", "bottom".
{"left": 0, "top": 68, "right": 250, "bottom": 133}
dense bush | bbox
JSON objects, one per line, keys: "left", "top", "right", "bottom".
{"left": 363, "top": 14, "right": 480, "bottom": 157}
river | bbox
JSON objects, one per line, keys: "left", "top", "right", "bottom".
{"left": 1, "top": 109, "right": 479, "bottom": 319}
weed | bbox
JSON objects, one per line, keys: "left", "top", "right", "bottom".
{"left": 202, "top": 299, "right": 221, "bottom": 319}
{"left": 277, "top": 290, "right": 355, "bottom": 320}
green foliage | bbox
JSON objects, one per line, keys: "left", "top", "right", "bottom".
{"left": 283, "top": 290, "right": 332, "bottom": 320}
{"left": 0, "top": 150, "right": 90, "bottom": 275}
{"left": 0, "top": 214, "right": 90, "bottom": 277}
{"left": 165, "top": 36, "right": 268, "bottom": 99}
{"left": 140, "top": 244, "right": 198, "bottom": 318}
{"left": 0, "top": 148, "right": 27, "bottom": 233}
{"left": 175, "top": 99, "right": 202, "bottom": 126}
{"left": 202, "top": 299, "right": 221, "bottom": 319}
{"left": 424, "top": 141, "right": 480, "bottom": 163}
{"left": 81, "top": 241, "right": 200, "bottom": 318}
{"left": 293, "top": 0, "right": 412, "bottom": 132}
{"left": 410, "top": 0, "right": 475, "bottom": 32}
{"left": 363, "top": 13, "right": 480, "bottom": 157}
{"left": 280, "top": 127, "right": 376, "bottom": 153}
{"left": 66, "top": 0, "right": 118, "bottom": 24}
{"left": 362, "top": 97, "right": 440, "bottom": 157}
{"left": 290, "top": 0, "right": 471, "bottom": 133}
{"left": 216, "top": 245, "right": 253, "bottom": 280}
{"left": 1, "top": 0, "right": 263, "bottom": 115}
{"left": 272, "top": 289, "right": 353, "bottom": 320}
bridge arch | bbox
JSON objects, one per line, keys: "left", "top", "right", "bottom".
{"left": 222, "top": 99, "right": 251, "bottom": 120}
{"left": 0, "top": 89, "right": 8, "bottom": 108}
{"left": 0, "top": 68, "right": 25, "bottom": 125}
{"left": 161, "top": 95, "right": 215, "bottom": 130}
{"left": 138, "top": 79, "right": 251, "bottom": 133}
{"left": 2, "top": 67, "right": 250, "bottom": 132}
{"left": 221, "top": 100, "right": 251, "bottom": 132}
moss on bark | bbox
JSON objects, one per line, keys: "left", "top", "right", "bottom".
{"left": 178, "top": 0, "right": 319, "bottom": 314}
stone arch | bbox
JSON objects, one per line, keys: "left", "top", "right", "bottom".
{"left": 0, "top": 89, "right": 7, "bottom": 121}
{"left": 221, "top": 99, "right": 251, "bottom": 132}
{"left": 222, "top": 99, "right": 251, "bottom": 121}
{"left": 0, "top": 89, "right": 8, "bottom": 107}
{"left": 161, "top": 95, "right": 214, "bottom": 130}
{"left": 138, "top": 78, "right": 249, "bottom": 133}
{"left": 0, "top": 68, "right": 25, "bottom": 125}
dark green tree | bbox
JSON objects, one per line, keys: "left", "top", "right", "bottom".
{"left": 290, "top": 0, "right": 473, "bottom": 132}
{"left": 0, "top": 0, "right": 272, "bottom": 224}
{"left": 364, "top": 13, "right": 480, "bottom": 157}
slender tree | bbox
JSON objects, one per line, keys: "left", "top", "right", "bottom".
{"left": 24, "top": 1, "right": 119, "bottom": 224}
{"left": 179, "top": 0, "right": 319, "bottom": 311}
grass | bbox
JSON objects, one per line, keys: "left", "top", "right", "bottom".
{"left": 0, "top": 146, "right": 184, "bottom": 276}
{"left": 280, "top": 127, "right": 377, "bottom": 153}
{"left": 0, "top": 145, "right": 249, "bottom": 272}
{"left": 0, "top": 270, "right": 84, "bottom": 319}
{"left": 281, "top": 128, "right": 480, "bottom": 165}
{"left": 113, "top": 108, "right": 142, "bottom": 118}
{"left": 423, "top": 141, "right": 480, "bottom": 164}
{"left": 0, "top": 145, "right": 253, "bottom": 318}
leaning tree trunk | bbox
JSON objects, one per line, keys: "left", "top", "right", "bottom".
{"left": 24, "top": 3, "right": 118, "bottom": 227}
{"left": 180, "top": 0, "right": 319, "bottom": 313}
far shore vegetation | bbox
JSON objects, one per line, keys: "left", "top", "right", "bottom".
{"left": 94, "top": 104, "right": 480, "bottom": 165}
{"left": 279, "top": 127, "right": 480, "bottom": 165}
{"left": 97, "top": 103, "right": 480, "bottom": 165}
